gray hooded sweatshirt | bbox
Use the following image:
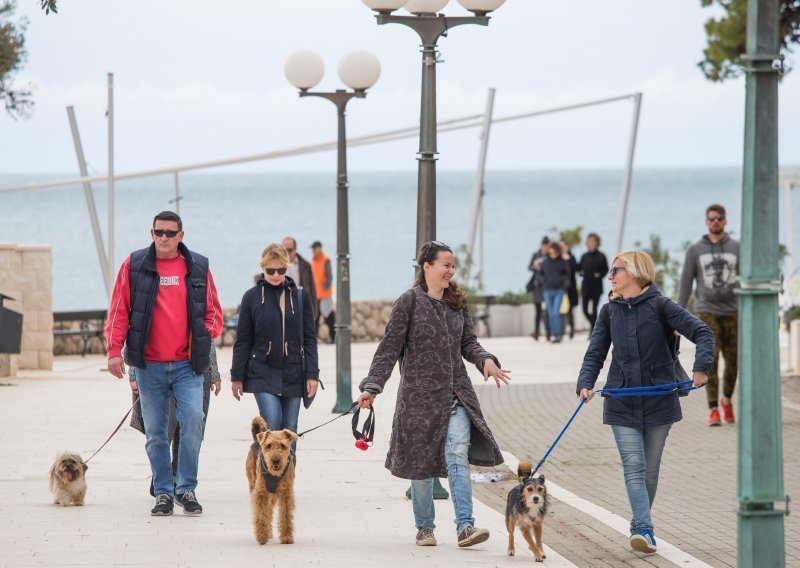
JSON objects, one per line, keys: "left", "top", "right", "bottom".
{"left": 678, "top": 234, "right": 739, "bottom": 315}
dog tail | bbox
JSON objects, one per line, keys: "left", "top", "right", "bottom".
{"left": 517, "top": 460, "right": 533, "bottom": 482}
{"left": 251, "top": 416, "right": 268, "bottom": 441}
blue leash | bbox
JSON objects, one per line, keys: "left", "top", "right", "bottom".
{"left": 529, "top": 381, "right": 704, "bottom": 477}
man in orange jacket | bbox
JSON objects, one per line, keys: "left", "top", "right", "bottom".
{"left": 311, "top": 241, "right": 335, "bottom": 343}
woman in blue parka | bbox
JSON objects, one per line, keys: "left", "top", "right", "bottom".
{"left": 230, "top": 243, "right": 320, "bottom": 448}
{"left": 576, "top": 250, "right": 714, "bottom": 555}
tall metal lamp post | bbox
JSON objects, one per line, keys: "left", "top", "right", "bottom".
{"left": 362, "top": 0, "right": 504, "bottom": 253}
{"left": 285, "top": 50, "right": 381, "bottom": 413}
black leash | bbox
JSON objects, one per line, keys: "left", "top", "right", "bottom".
{"left": 84, "top": 395, "right": 140, "bottom": 464}
{"left": 296, "top": 401, "right": 357, "bottom": 438}
{"left": 352, "top": 405, "right": 376, "bottom": 450}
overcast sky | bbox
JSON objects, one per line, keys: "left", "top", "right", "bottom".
{"left": 2, "top": 0, "right": 799, "bottom": 176}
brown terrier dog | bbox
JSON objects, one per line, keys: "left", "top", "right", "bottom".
{"left": 48, "top": 452, "right": 88, "bottom": 506}
{"left": 506, "top": 461, "right": 549, "bottom": 562}
{"left": 246, "top": 416, "right": 298, "bottom": 545}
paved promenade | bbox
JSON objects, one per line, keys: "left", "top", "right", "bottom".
{"left": 1, "top": 334, "right": 797, "bottom": 567}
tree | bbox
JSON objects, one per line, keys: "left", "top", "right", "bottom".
{"left": 0, "top": 0, "right": 56, "bottom": 119}
{"left": 699, "top": 0, "right": 800, "bottom": 82}
{"left": 0, "top": 1, "right": 32, "bottom": 119}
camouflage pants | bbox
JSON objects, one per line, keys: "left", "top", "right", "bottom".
{"left": 696, "top": 312, "right": 738, "bottom": 407}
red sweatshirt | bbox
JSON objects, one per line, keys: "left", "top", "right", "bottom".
{"left": 105, "top": 254, "right": 223, "bottom": 362}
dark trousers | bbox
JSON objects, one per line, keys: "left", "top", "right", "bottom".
{"left": 320, "top": 311, "right": 336, "bottom": 342}
{"left": 531, "top": 294, "right": 550, "bottom": 339}
{"left": 582, "top": 290, "right": 602, "bottom": 334}
{"left": 696, "top": 312, "right": 738, "bottom": 407}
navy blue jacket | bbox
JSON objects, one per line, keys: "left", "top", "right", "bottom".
{"left": 125, "top": 242, "right": 211, "bottom": 375}
{"left": 230, "top": 276, "right": 319, "bottom": 398}
{"left": 576, "top": 285, "right": 714, "bottom": 429}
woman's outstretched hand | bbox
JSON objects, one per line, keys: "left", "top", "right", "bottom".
{"left": 356, "top": 391, "right": 375, "bottom": 409}
{"left": 483, "top": 359, "right": 511, "bottom": 388}
{"left": 579, "top": 388, "right": 595, "bottom": 403}
{"left": 692, "top": 372, "right": 708, "bottom": 389}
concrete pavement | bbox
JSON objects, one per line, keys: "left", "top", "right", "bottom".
{"left": 0, "top": 334, "right": 797, "bottom": 567}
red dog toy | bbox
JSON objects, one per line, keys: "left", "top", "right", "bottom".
{"left": 352, "top": 406, "right": 375, "bottom": 451}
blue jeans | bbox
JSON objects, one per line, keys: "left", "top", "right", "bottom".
{"left": 411, "top": 404, "right": 474, "bottom": 535}
{"left": 611, "top": 423, "right": 672, "bottom": 534}
{"left": 134, "top": 361, "right": 205, "bottom": 496}
{"left": 543, "top": 289, "right": 565, "bottom": 338}
{"left": 253, "top": 392, "right": 301, "bottom": 451}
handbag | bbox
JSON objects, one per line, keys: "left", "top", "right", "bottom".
{"left": 297, "top": 286, "right": 323, "bottom": 409}
{"left": 559, "top": 293, "right": 570, "bottom": 315}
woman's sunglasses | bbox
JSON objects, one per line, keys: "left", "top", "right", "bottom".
{"left": 264, "top": 268, "right": 287, "bottom": 276}
{"left": 422, "top": 240, "right": 450, "bottom": 264}
{"left": 609, "top": 266, "right": 626, "bottom": 277}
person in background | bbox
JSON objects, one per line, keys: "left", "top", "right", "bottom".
{"left": 526, "top": 237, "right": 551, "bottom": 341}
{"left": 311, "top": 241, "right": 336, "bottom": 344}
{"left": 540, "top": 242, "right": 570, "bottom": 343}
{"left": 282, "top": 236, "right": 318, "bottom": 320}
{"left": 577, "top": 250, "right": 713, "bottom": 555}
{"left": 356, "top": 240, "right": 510, "bottom": 549}
{"left": 105, "top": 210, "right": 223, "bottom": 517}
{"left": 230, "top": 243, "right": 320, "bottom": 451}
{"left": 560, "top": 239, "right": 580, "bottom": 340}
{"left": 677, "top": 204, "right": 739, "bottom": 427}
{"left": 579, "top": 233, "right": 609, "bottom": 334}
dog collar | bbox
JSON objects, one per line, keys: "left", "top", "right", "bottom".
{"left": 259, "top": 452, "right": 293, "bottom": 494}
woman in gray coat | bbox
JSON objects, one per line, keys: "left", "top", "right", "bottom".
{"left": 576, "top": 250, "right": 713, "bottom": 555}
{"left": 357, "top": 241, "right": 511, "bottom": 549}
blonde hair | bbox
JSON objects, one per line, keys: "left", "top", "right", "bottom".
{"left": 612, "top": 250, "right": 656, "bottom": 288}
{"left": 260, "top": 243, "right": 289, "bottom": 270}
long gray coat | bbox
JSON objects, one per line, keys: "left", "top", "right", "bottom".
{"left": 359, "top": 287, "right": 504, "bottom": 480}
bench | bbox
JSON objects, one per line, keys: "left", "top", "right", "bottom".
{"left": 53, "top": 310, "right": 107, "bottom": 356}
{"left": 218, "top": 312, "right": 239, "bottom": 348}
{"left": 470, "top": 295, "right": 495, "bottom": 338}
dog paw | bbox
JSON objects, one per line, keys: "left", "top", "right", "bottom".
{"left": 280, "top": 536, "right": 294, "bottom": 544}
{"left": 535, "top": 555, "right": 543, "bottom": 562}
{"left": 508, "top": 549, "right": 515, "bottom": 556}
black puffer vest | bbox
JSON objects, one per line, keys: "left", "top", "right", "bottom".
{"left": 124, "top": 242, "right": 211, "bottom": 375}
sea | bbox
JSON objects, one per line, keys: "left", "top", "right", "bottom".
{"left": 0, "top": 168, "right": 796, "bottom": 311}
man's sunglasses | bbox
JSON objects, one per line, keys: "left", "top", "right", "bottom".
{"left": 153, "top": 229, "right": 180, "bottom": 238}
{"left": 264, "top": 267, "right": 287, "bottom": 276}
{"left": 609, "top": 266, "right": 626, "bottom": 277}
{"left": 707, "top": 215, "right": 725, "bottom": 222}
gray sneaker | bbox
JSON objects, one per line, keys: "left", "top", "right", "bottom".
{"left": 416, "top": 527, "right": 437, "bottom": 546}
{"left": 457, "top": 525, "right": 490, "bottom": 547}
{"left": 150, "top": 494, "right": 173, "bottom": 516}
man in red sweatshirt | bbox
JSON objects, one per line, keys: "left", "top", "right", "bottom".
{"left": 105, "top": 211, "right": 222, "bottom": 516}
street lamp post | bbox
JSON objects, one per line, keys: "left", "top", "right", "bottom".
{"left": 363, "top": 0, "right": 504, "bottom": 252}
{"left": 285, "top": 50, "right": 381, "bottom": 413}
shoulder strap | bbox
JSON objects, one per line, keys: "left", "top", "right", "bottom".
{"left": 398, "top": 290, "right": 416, "bottom": 371}
{"left": 656, "top": 295, "right": 679, "bottom": 354}
{"left": 407, "top": 290, "right": 416, "bottom": 341}
{"left": 296, "top": 287, "right": 306, "bottom": 373}
{"left": 296, "top": 286, "right": 304, "bottom": 345}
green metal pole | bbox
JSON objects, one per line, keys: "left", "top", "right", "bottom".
{"left": 737, "top": 0, "right": 787, "bottom": 565}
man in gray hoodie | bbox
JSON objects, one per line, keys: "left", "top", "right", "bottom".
{"left": 678, "top": 204, "right": 739, "bottom": 427}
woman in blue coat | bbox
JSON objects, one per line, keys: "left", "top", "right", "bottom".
{"left": 576, "top": 251, "right": 714, "bottom": 554}
{"left": 230, "top": 243, "right": 320, "bottom": 446}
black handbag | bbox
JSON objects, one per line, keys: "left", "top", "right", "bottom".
{"left": 298, "top": 286, "right": 322, "bottom": 409}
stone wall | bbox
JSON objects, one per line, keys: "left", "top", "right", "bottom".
{"left": 0, "top": 243, "right": 54, "bottom": 375}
